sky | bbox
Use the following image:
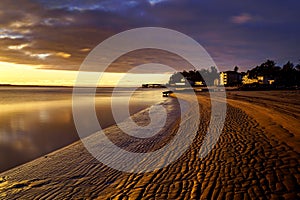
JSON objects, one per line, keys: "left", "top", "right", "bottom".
{"left": 0, "top": 0, "right": 299, "bottom": 86}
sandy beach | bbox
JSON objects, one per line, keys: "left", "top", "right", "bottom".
{"left": 0, "top": 90, "right": 299, "bottom": 199}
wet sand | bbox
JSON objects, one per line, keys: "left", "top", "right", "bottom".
{"left": 0, "top": 91, "right": 299, "bottom": 199}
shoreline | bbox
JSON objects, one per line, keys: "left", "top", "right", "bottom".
{"left": 0, "top": 87, "right": 166, "bottom": 173}
{"left": 0, "top": 96, "right": 181, "bottom": 199}
{"left": 0, "top": 96, "right": 177, "bottom": 172}
{"left": 1, "top": 91, "right": 299, "bottom": 199}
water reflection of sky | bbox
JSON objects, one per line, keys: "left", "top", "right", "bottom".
{"left": 0, "top": 87, "right": 164, "bottom": 172}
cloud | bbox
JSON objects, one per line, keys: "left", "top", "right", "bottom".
{"left": 231, "top": 13, "right": 254, "bottom": 24}
{"left": 26, "top": 52, "right": 51, "bottom": 60}
{"left": 0, "top": 0, "right": 299, "bottom": 73}
{"left": 8, "top": 43, "right": 29, "bottom": 50}
{"left": 41, "top": 17, "right": 74, "bottom": 26}
{"left": 55, "top": 52, "right": 71, "bottom": 58}
{"left": 148, "top": 0, "right": 169, "bottom": 6}
{"left": 0, "top": 33, "right": 24, "bottom": 39}
{"left": 80, "top": 48, "right": 91, "bottom": 52}
{"left": 38, "top": 0, "right": 141, "bottom": 12}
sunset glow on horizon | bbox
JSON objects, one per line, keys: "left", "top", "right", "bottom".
{"left": 0, "top": 61, "right": 170, "bottom": 87}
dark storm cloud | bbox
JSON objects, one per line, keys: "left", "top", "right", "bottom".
{"left": 0, "top": 0, "right": 299, "bottom": 72}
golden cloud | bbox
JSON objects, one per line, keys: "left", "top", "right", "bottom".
{"left": 8, "top": 43, "right": 29, "bottom": 50}
{"left": 55, "top": 52, "right": 71, "bottom": 58}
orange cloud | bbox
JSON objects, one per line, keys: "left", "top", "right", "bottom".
{"left": 55, "top": 52, "right": 71, "bottom": 58}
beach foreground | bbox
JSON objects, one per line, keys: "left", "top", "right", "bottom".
{"left": 0, "top": 91, "right": 299, "bottom": 199}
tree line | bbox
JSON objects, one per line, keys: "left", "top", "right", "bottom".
{"left": 168, "top": 60, "right": 300, "bottom": 87}
{"left": 246, "top": 60, "right": 300, "bottom": 87}
{"left": 168, "top": 66, "right": 219, "bottom": 86}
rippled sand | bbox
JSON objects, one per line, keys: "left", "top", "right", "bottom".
{"left": 0, "top": 91, "right": 299, "bottom": 199}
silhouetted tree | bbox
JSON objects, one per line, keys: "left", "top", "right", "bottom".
{"left": 168, "top": 66, "right": 219, "bottom": 86}
{"left": 246, "top": 59, "right": 299, "bottom": 87}
{"left": 234, "top": 66, "right": 239, "bottom": 72}
{"left": 279, "top": 61, "right": 297, "bottom": 86}
{"left": 169, "top": 72, "right": 183, "bottom": 84}
{"left": 248, "top": 59, "right": 280, "bottom": 79}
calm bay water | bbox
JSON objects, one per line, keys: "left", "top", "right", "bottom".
{"left": 0, "top": 86, "right": 164, "bottom": 172}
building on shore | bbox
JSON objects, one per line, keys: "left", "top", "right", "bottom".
{"left": 242, "top": 74, "right": 275, "bottom": 85}
{"left": 220, "top": 71, "right": 242, "bottom": 86}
